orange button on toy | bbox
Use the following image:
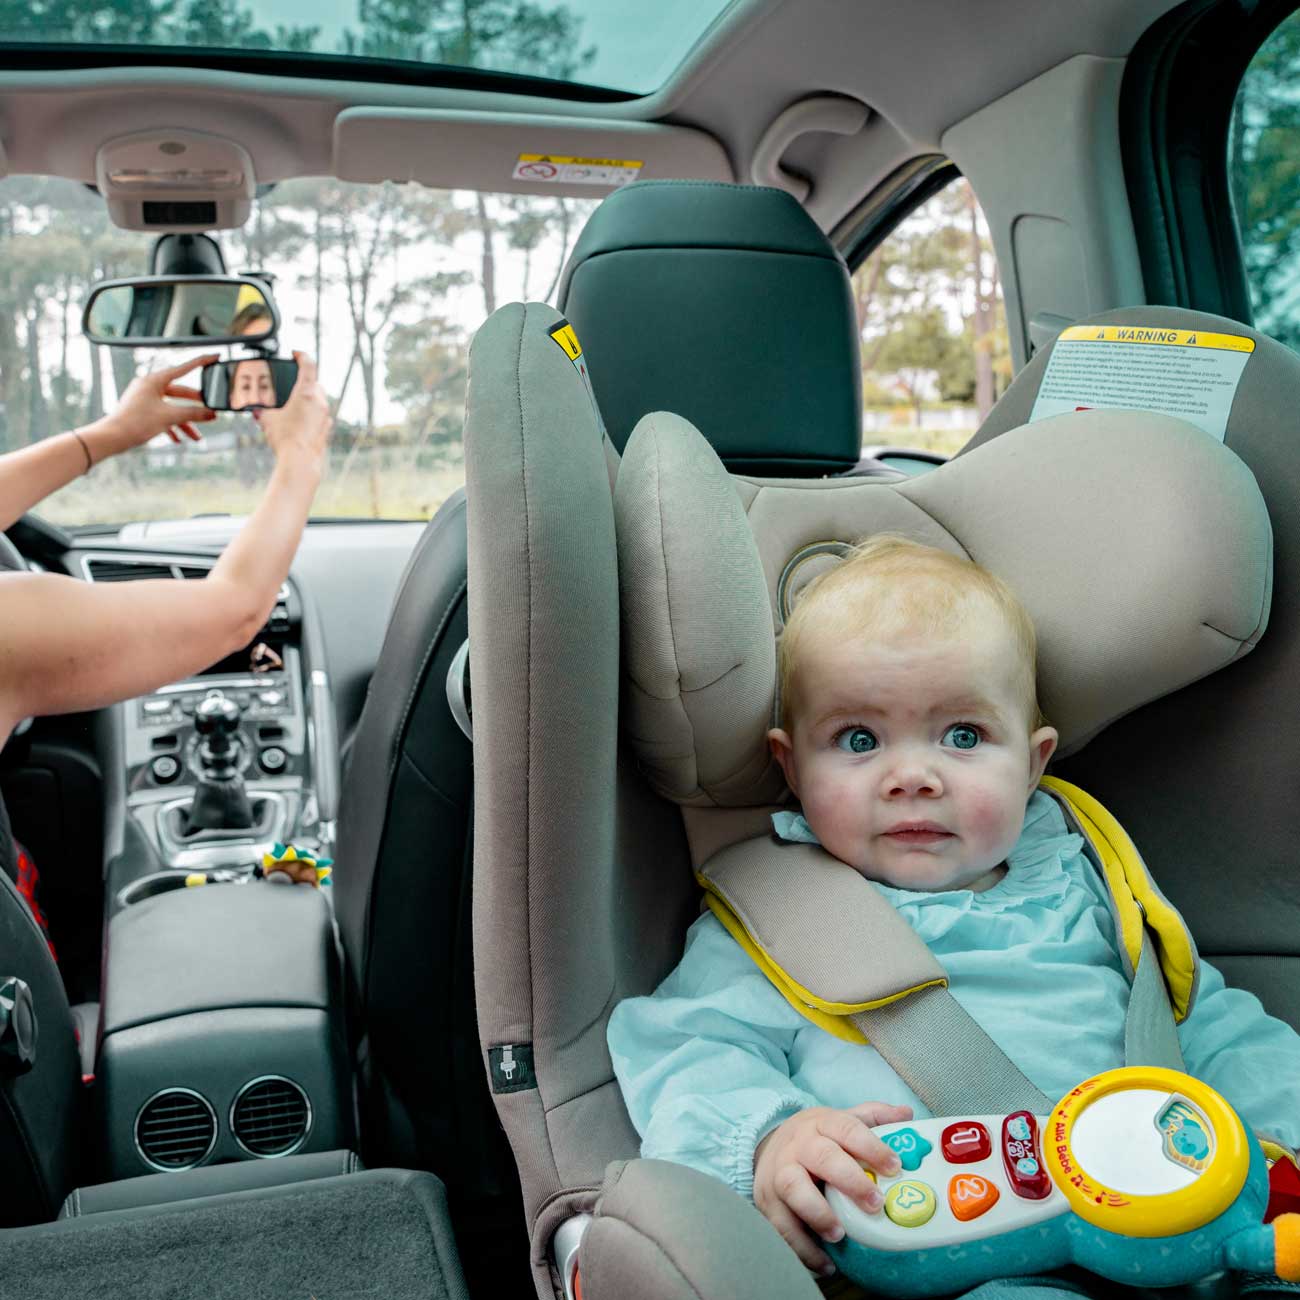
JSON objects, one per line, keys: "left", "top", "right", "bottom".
{"left": 948, "top": 1173, "right": 1000, "bottom": 1222}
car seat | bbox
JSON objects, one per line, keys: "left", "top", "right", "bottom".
{"left": 461, "top": 298, "right": 1295, "bottom": 1300}
{"left": 329, "top": 181, "right": 887, "bottom": 1276}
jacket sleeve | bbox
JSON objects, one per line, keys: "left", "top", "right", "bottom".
{"left": 1177, "top": 957, "right": 1300, "bottom": 1150}
{"left": 608, "top": 911, "right": 822, "bottom": 1199}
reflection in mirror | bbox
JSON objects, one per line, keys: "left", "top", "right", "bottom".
{"left": 83, "top": 277, "right": 276, "bottom": 346}
{"left": 201, "top": 357, "right": 298, "bottom": 411}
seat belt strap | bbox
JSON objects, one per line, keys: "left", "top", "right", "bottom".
{"left": 1126, "top": 928, "right": 1187, "bottom": 1072}
{"left": 850, "top": 986, "right": 1051, "bottom": 1115}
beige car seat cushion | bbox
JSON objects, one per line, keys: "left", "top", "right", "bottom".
{"left": 615, "top": 408, "right": 1271, "bottom": 807}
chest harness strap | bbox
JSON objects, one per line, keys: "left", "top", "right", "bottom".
{"left": 695, "top": 778, "right": 1198, "bottom": 1118}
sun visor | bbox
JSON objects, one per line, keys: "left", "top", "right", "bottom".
{"left": 332, "top": 109, "right": 733, "bottom": 197}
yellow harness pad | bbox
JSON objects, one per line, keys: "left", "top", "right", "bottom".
{"left": 698, "top": 780, "right": 1199, "bottom": 1043}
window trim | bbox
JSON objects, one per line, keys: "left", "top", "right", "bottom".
{"left": 833, "top": 156, "right": 959, "bottom": 272}
{"left": 1120, "top": 0, "right": 1299, "bottom": 322}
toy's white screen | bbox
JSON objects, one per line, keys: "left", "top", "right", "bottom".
{"left": 1070, "top": 1090, "right": 1203, "bottom": 1195}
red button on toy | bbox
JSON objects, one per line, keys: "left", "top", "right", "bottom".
{"left": 948, "top": 1173, "right": 1000, "bottom": 1221}
{"left": 1001, "top": 1111, "right": 1051, "bottom": 1200}
{"left": 941, "top": 1121, "right": 992, "bottom": 1164}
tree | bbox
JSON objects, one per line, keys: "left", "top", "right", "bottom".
{"left": 852, "top": 178, "right": 1011, "bottom": 431}
{"left": 1231, "top": 13, "right": 1300, "bottom": 350}
{"left": 386, "top": 316, "right": 468, "bottom": 446}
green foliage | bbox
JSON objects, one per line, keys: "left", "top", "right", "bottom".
{"left": 853, "top": 179, "right": 1010, "bottom": 428}
{"left": 0, "top": 0, "right": 595, "bottom": 83}
{"left": 1232, "top": 12, "right": 1300, "bottom": 350}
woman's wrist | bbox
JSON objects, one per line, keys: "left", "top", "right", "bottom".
{"left": 75, "top": 415, "right": 130, "bottom": 464}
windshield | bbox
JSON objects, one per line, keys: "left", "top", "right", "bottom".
{"left": 0, "top": 174, "right": 596, "bottom": 526}
{"left": 0, "top": 0, "right": 731, "bottom": 95}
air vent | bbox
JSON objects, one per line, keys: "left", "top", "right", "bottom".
{"left": 178, "top": 566, "right": 212, "bottom": 580}
{"left": 135, "top": 1088, "right": 217, "bottom": 1171}
{"left": 86, "top": 559, "right": 176, "bottom": 582}
{"left": 231, "top": 1076, "right": 311, "bottom": 1157}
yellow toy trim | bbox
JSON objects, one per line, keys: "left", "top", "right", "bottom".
{"left": 1041, "top": 778, "right": 1196, "bottom": 1020}
{"left": 701, "top": 893, "right": 946, "bottom": 1045}
{"left": 1044, "top": 1067, "right": 1249, "bottom": 1238}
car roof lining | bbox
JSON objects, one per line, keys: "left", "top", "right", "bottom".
{"left": 0, "top": 0, "right": 1185, "bottom": 236}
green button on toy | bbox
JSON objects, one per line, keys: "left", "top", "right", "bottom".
{"left": 885, "top": 1180, "right": 937, "bottom": 1228}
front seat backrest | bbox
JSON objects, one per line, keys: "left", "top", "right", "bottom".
{"left": 559, "top": 180, "right": 862, "bottom": 476}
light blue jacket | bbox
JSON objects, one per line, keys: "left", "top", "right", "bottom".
{"left": 607, "top": 791, "right": 1300, "bottom": 1199}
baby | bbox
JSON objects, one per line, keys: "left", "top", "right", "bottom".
{"left": 608, "top": 535, "right": 1300, "bottom": 1279}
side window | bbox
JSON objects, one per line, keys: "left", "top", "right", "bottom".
{"left": 1230, "top": 12, "right": 1300, "bottom": 349}
{"left": 851, "top": 177, "right": 1010, "bottom": 460}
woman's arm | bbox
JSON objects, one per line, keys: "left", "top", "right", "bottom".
{"left": 0, "top": 353, "right": 331, "bottom": 740}
{"left": 0, "top": 354, "right": 218, "bottom": 531}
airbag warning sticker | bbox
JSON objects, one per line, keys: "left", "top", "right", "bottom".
{"left": 1028, "top": 324, "right": 1254, "bottom": 442}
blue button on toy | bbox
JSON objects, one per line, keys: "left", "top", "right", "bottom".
{"left": 884, "top": 1127, "right": 933, "bottom": 1171}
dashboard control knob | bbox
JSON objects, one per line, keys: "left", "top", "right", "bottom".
{"left": 0, "top": 976, "right": 37, "bottom": 1076}
{"left": 151, "top": 754, "right": 181, "bottom": 784}
{"left": 259, "top": 746, "right": 287, "bottom": 774}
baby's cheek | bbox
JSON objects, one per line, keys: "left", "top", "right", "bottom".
{"left": 961, "top": 789, "right": 1022, "bottom": 852}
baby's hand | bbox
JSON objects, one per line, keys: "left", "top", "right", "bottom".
{"left": 753, "top": 1101, "right": 913, "bottom": 1275}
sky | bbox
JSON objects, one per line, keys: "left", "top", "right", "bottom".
{"left": 250, "top": 0, "right": 724, "bottom": 93}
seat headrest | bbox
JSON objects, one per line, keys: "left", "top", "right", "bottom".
{"left": 559, "top": 180, "right": 861, "bottom": 476}
{"left": 614, "top": 409, "right": 1271, "bottom": 807}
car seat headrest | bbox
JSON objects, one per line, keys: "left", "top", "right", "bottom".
{"left": 614, "top": 409, "right": 1271, "bottom": 807}
{"left": 559, "top": 180, "right": 861, "bottom": 477}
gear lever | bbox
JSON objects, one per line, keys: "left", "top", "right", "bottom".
{"left": 184, "top": 695, "right": 255, "bottom": 832}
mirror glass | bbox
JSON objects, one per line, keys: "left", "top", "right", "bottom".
{"left": 84, "top": 277, "right": 276, "bottom": 346}
{"left": 201, "top": 357, "right": 298, "bottom": 411}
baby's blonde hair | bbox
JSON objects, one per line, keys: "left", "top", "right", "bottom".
{"left": 777, "top": 534, "right": 1045, "bottom": 730}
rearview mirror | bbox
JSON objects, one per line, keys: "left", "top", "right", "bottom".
{"left": 83, "top": 276, "right": 278, "bottom": 346}
{"left": 201, "top": 357, "right": 297, "bottom": 411}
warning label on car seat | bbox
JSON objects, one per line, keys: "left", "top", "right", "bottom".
{"left": 1028, "top": 324, "right": 1255, "bottom": 442}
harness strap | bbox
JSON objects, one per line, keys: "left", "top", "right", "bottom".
{"left": 1127, "top": 928, "right": 1187, "bottom": 1072}
{"left": 849, "top": 987, "right": 1051, "bottom": 1114}
{"left": 698, "top": 782, "right": 1192, "bottom": 1115}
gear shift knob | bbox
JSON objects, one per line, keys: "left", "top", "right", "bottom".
{"left": 195, "top": 695, "right": 242, "bottom": 779}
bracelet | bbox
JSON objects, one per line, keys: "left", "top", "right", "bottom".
{"left": 71, "top": 430, "right": 93, "bottom": 473}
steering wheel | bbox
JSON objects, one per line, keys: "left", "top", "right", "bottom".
{"left": 0, "top": 531, "right": 33, "bottom": 738}
{"left": 0, "top": 529, "right": 25, "bottom": 574}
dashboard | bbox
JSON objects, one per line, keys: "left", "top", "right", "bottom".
{"left": 0, "top": 519, "right": 425, "bottom": 992}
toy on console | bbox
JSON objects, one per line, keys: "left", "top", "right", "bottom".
{"left": 258, "top": 841, "right": 333, "bottom": 887}
{"left": 825, "top": 1067, "right": 1300, "bottom": 1297}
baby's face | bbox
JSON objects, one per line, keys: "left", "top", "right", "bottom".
{"left": 769, "top": 622, "right": 1057, "bottom": 893}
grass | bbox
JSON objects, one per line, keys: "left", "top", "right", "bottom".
{"left": 39, "top": 447, "right": 467, "bottom": 526}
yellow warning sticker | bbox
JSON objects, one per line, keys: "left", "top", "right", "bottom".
{"left": 548, "top": 320, "right": 582, "bottom": 361}
{"left": 513, "top": 154, "right": 643, "bottom": 186}
{"left": 1029, "top": 322, "right": 1256, "bottom": 442}
{"left": 548, "top": 318, "right": 606, "bottom": 435}
{"left": 1058, "top": 325, "right": 1255, "bottom": 354}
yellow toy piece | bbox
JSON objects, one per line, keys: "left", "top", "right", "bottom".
{"left": 261, "top": 842, "right": 334, "bottom": 887}
{"left": 1044, "top": 1066, "right": 1250, "bottom": 1238}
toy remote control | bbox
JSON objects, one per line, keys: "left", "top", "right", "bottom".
{"left": 824, "top": 1067, "right": 1300, "bottom": 1297}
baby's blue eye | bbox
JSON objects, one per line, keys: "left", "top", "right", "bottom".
{"left": 944, "top": 724, "right": 981, "bottom": 750}
{"left": 836, "top": 728, "right": 878, "bottom": 754}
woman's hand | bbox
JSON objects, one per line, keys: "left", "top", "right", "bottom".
{"left": 257, "top": 352, "right": 332, "bottom": 480}
{"left": 753, "top": 1101, "right": 913, "bottom": 1275}
{"left": 84, "top": 354, "right": 219, "bottom": 461}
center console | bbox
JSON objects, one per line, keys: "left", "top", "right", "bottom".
{"left": 99, "top": 881, "right": 352, "bottom": 1180}
{"left": 76, "top": 552, "right": 350, "bottom": 1183}
{"left": 84, "top": 558, "right": 337, "bottom": 880}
